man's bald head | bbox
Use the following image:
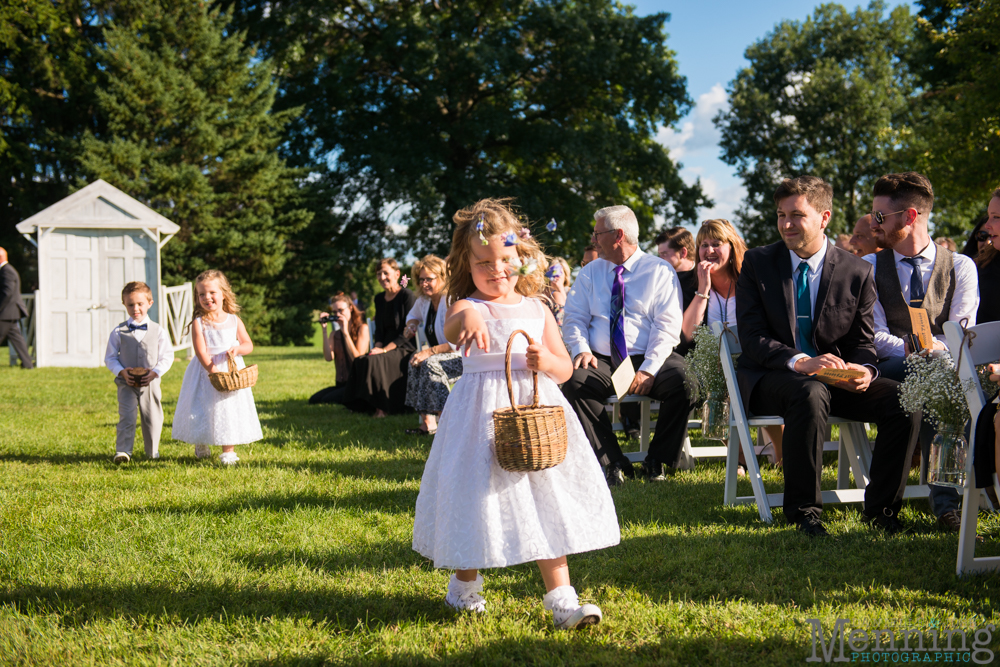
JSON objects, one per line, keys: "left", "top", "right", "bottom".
{"left": 850, "top": 215, "right": 878, "bottom": 256}
{"left": 0, "top": 247, "right": 7, "bottom": 263}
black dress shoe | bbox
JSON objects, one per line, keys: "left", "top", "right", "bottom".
{"left": 605, "top": 461, "right": 635, "bottom": 487}
{"left": 864, "top": 510, "right": 906, "bottom": 536}
{"left": 796, "top": 515, "right": 829, "bottom": 537}
{"left": 641, "top": 461, "right": 675, "bottom": 482}
{"left": 624, "top": 427, "right": 641, "bottom": 440}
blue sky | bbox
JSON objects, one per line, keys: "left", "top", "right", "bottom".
{"left": 628, "top": 0, "right": 917, "bottom": 226}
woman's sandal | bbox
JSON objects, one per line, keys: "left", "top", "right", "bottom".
{"left": 405, "top": 428, "right": 437, "bottom": 435}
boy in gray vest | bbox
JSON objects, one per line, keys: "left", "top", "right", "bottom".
{"left": 104, "top": 281, "right": 174, "bottom": 463}
{"left": 864, "top": 172, "right": 980, "bottom": 532}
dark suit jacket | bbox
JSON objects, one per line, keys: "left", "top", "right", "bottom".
{"left": 0, "top": 263, "right": 28, "bottom": 321}
{"left": 734, "top": 241, "right": 878, "bottom": 412}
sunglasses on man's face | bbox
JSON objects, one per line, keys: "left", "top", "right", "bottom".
{"left": 871, "top": 209, "right": 919, "bottom": 226}
{"left": 976, "top": 230, "right": 991, "bottom": 242}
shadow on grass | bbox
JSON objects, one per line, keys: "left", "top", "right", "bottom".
{"left": 245, "top": 634, "right": 808, "bottom": 667}
{"left": 0, "top": 581, "right": 448, "bottom": 630}
{"left": 236, "top": 542, "right": 422, "bottom": 575}
{"left": 0, "top": 452, "right": 116, "bottom": 466}
{"left": 138, "top": 486, "right": 420, "bottom": 516}
{"left": 249, "top": 456, "right": 429, "bottom": 482}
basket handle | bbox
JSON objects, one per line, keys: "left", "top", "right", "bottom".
{"left": 504, "top": 329, "right": 539, "bottom": 415}
{"left": 226, "top": 350, "right": 238, "bottom": 373}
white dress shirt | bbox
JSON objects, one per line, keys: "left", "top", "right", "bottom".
{"left": 563, "top": 248, "right": 682, "bottom": 376}
{"left": 862, "top": 242, "right": 979, "bottom": 358}
{"left": 787, "top": 241, "right": 829, "bottom": 370}
{"left": 404, "top": 294, "right": 455, "bottom": 350}
{"left": 105, "top": 316, "right": 174, "bottom": 378}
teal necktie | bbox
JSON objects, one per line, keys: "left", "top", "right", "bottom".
{"left": 796, "top": 261, "right": 817, "bottom": 357}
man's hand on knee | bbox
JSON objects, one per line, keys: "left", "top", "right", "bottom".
{"left": 627, "top": 370, "right": 654, "bottom": 396}
{"left": 574, "top": 352, "right": 598, "bottom": 370}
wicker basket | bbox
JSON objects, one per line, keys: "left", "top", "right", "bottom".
{"left": 208, "top": 350, "right": 258, "bottom": 392}
{"left": 492, "top": 329, "right": 568, "bottom": 472}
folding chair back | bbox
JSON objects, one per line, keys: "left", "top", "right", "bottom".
{"left": 367, "top": 318, "right": 376, "bottom": 352}
{"left": 943, "top": 319, "right": 1000, "bottom": 575}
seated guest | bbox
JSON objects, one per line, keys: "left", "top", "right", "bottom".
{"left": 581, "top": 244, "right": 599, "bottom": 267}
{"left": 310, "top": 293, "right": 371, "bottom": 405}
{"left": 657, "top": 227, "right": 698, "bottom": 347}
{"left": 736, "top": 175, "right": 919, "bottom": 536}
{"left": 865, "top": 172, "right": 979, "bottom": 532}
{"left": 960, "top": 216, "right": 990, "bottom": 260}
{"left": 403, "top": 255, "right": 461, "bottom": 435}
{"left": 541, "top": 256, "right": 572, "bottom": 328}
{"left": 977, "top": 189, "right": 1000, "bottom": 324}
{"left": 834, "top": 233, "right": 854, "bottom": 253}
{"left": 350, "top": 259, "right": 417, "bottom": 416}
{"left": 850, "top": 214, "right": 879, "bottom": 257}
{"left": 679, "top": 219, "right": 783, "bottom": 468}
{"left": 562, "top": 205, "right": 694, "bottom": 485}
{"left": 934, "top": 236, "right": 958, "bottom": 252}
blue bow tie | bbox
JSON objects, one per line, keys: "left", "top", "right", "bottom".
{"left": 128, "top": 323, "right": 148, "bottom": 331}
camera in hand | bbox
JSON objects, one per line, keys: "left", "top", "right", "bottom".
{"left": 319, "top": 313, "right": 331, "bottom": 322}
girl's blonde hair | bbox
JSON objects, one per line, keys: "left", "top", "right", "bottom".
{"left": 193, "top": 269, "right": 241, "bottom": 318}
{"left": 696, "top": 219, "right": 747, "bottom": 284}
{"left": 447, "top": 198, "right": 546, "bottom": 304}
{"left": 411, "top": 254, "right": 448, "bottom": 295}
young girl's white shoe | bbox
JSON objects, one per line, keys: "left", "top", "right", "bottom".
{"left": 195, "top": 444, "right": 211, "bottom": 459}
{"left": 544, "top": 586, "right": 602, "bottom": 630}
{"left": 219, "top": 451, "right": 240, "bottom": 465}
{"left": 444, "top": 574, "right": 486, "bottom": 613}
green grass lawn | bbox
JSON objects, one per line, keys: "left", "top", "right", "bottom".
{"left": 1, "top": 343, "right": 998, "bottom": 666}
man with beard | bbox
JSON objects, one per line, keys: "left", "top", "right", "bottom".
{"left": 864, "top": 172, "right": 979, "bottom": 533}
{"left": 735, "top": 176, "right": 919, "bottom": 536}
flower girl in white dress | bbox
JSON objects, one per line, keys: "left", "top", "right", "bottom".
{"left": 172, "top": 270, "right": 262, "bottom": 464}
{"left": 412, "top": 199, "right": 620, "bottom": 629}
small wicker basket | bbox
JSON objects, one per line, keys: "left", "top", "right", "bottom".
{"left": 208, "top": 350, "right": 258, "bottom": 392}
{"left": 492, "top": 329, "right": 568, "bottom": 472}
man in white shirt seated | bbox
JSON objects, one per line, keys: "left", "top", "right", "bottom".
{"left": 864, "top": 171, "right": 980, "bottom": 532}
{"left": 561, "top": 205, "right": 695, "bottom": 486}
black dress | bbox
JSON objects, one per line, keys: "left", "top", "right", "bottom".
{"left": 350, "top": 289, "right": 417, "bottom": 413}
{"left": 978, "top": 258, "right": 1000, "bottom": 324}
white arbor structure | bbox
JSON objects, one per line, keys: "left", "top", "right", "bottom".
{"left": 15, "top": 179, "right": 192, "bottom": 367}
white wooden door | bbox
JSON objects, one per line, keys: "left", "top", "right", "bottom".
{"left": 99, "top": 231, "right": 157, "bottom": 336}
{"left": 41, "top": 229, "right": 103, "bottom": 367}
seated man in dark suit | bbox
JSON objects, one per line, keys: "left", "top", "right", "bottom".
{"left": 735, "top": 176, "right": 919, "bottom": 536}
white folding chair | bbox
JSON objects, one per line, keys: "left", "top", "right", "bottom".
{"left": 414, "top": 324, "right": 428, "bottom": 351}
{"left": 712, "top": 322, "right": 927, "bottom": 522}
{"left": 367, "top": 318, "right": 376, "bottom": 352}
{"left": 943, "top": 320, "right": 1000, "bottom": 575}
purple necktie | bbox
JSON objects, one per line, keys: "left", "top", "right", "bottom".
{"left": 610, "top": 265, "right": 628, "bottom": 368}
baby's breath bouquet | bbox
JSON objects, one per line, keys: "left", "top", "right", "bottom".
{"left": 683, "top": 325, "right": 732, "bottom": 439}
{"left": 898, "top": 352, "right": 972, "bottom": 429}
{"left": 683, "top": 325, "right": 728, "bottom": 402}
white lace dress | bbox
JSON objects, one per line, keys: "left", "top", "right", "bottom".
{"left": 412, "top": 297, "right": 620, "bottom": 570}
{"left": 171, "top": 314, "right": 263, "bottom": 446}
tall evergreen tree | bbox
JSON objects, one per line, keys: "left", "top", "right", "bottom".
{"left": 227, "top": 0, "right": 708, "bottom": 266}
{"left": 715, "top": 2, "right": 916, "bottom": 246}
{"left": 79, "top": 1, "right": 312, "bottom": 343}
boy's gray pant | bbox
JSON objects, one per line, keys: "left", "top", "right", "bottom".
{"left": 115, "top": 378, "right": 163, "bottom": 458}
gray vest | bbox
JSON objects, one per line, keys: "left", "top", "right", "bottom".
{"left": 874, "top": 246, "right": 956, "bottom": 337}
{"left": 117, "top": 320, "right": 160, "bottom": 369}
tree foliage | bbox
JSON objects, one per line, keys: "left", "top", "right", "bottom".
{"left": 76, "top": 2, "right": 312, "bottom": 343}
{"left": 715, "top": 1, "right": 916, "bottom": 247}
{"left": 907, "top": 0, "right": 1000, "bottom": 236}
{"left": 226, "top": 0, "right": 709, "bottom": 268}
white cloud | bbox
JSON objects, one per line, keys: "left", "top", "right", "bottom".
{"left": 656, "top": 83, "right": 728, "bottom": 160}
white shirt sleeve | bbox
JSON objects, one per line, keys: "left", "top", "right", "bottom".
{"left": 151, "top": 324, "right": 174, "bottom": 377}
{"left": 105, "top": 327, "right": 125, "bottom": 377}
{"left": 563, "top": 268, "right": 594, "bottom": 360}
{"left": 404, "top": 298, "right": 427, "bottom": 324}
{"left": 939, "top": 253, "right": 979, "bottom": 348}
{"left": 637, "top": 268, "right": 682, "bottom": 376}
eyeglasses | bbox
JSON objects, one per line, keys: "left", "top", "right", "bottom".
{"left": 976, "top": 230, "right": 991, "bottom": 243}
{"left": 591, "top": 229, "right": 616, "bottom": 241}
{"left": 871, "top": 209, "right": 912, "bottom": 226}
{"left": 657, "top": 251, "right": 672, "bottom": 259}
{"left": 416, "top": 277, "right": 437, "bottom": 284}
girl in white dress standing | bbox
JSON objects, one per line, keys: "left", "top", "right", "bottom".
{"left": 172, "top": 270, "right": 262, "bottom": 464}
{"left": 412, "top": 199, "right": 620, "bottom": 629}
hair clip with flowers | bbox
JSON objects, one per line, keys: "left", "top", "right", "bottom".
{"left": 518, "top": 228, "right": 531, "bottom": 240}
{"left": 399, "top": 275, "right": 409, "bottom": 288}
{"left": 546, "top": 218, "right": 557, "bottom": 232}
{"left": 544, "top": 264, "right": 562, "bottom": 281}
{"left": 503, "top": 232, "right": 519, "bottom": 246}
{"left": 506, "top": 255, "right": 537, "bottom": 276}
{"left": 477, "top": 213, "right": 488, "bottom": 245}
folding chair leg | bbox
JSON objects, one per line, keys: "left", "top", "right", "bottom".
{"left": 837, "top": 440, "right": 851, "bottom": 490}
{"left": 957, "top": 481, "right": 982, "bottom": 575}
{"left": 838, "top": 423, "right": 870, "bottom": 490}
{"left": 723, "top": 428, "right": 738, "bottom": 506}
{"left": 639, "top": 399, "right": 651, "bottom": 453}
